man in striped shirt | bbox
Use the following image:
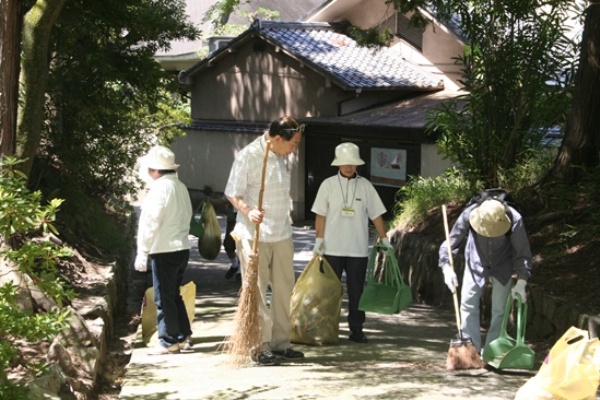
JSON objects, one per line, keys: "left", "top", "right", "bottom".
{"left": 225, "top": 116, "right": 304, "bottom": 366}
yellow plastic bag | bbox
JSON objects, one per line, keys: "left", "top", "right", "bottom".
{"left": 198, "top": 200, "right": 222, "bottom": 260}
{"left": 141, "top": 281, "right": 196, "bottom": 345}
{"left": 290, "top": 256, "right": 342, "bottom": 346}
{"left": 515, "top": 326, "right": 600, "bottom": 400}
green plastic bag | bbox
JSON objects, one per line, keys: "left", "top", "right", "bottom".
{"left": 358, "top": 243, "right": 412, "bottom": 315}
{"left": 197, "top": 200, "right": 222, "bottom": 260}
{"left": 290, "top": 256, "right": 342, "bottom": 345}
{"left": 189, "top": 202, "right": 205, "bottom": 239}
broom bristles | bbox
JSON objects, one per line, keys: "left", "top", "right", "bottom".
{"left": 223, "top": 254, "right": 262, "bottom": 366}
{"left": 446, "top": 342, "right": 483, "bottom": 370}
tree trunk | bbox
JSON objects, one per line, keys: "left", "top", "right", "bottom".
{"left": 16, "top": 0, "right": 66, "bottom": 177}
{"left": 0, "top": 0, "right": 22, "bottom": 158}
{"left": 550, "top": 1, "right": 600, "bottom": 181}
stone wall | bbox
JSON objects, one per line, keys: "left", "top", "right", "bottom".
{"left": 25, "top": 214, "right": 134, "bottom": 400}
{"left": 390, "top": 228, "right": 591, "bottom": 345}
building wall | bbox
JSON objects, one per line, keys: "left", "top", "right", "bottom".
{"left": 189, "top": 38, "right": 343, "bottom": 121}
{"left": 172, "top": 129, "right": 307, "bottom": 221}
{"left": 421, "top": 143, "right": 453, "bottom": 178}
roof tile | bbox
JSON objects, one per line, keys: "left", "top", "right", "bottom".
{"left": 258, "top": 21, "right": 443, "bottom": 90}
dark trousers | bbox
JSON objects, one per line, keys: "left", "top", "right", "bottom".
{"left": 224, "top": 217, "right": 236, "bottom": 259}
{"left": 151, "top": 249, "right": 192, "bottom": 347}
{"left": 324, "top": 255, "right": 368, "bottom": 332}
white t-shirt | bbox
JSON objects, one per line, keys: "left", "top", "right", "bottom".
{"left": 311, "top": 172, "right": 386, "bottom": 257}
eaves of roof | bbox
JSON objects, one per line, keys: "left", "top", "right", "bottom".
{"left": 179, "top": 20, "right": 444, "bottom": 92}
{"left": 185, "top": 119, "right": 270, "bottom": 134}
{"left": 305, "top": 89, "right": 465, "bottom": 129}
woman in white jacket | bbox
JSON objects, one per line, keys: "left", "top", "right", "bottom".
{"left": 135, "top": 145, "right": 193, "bottom": 355}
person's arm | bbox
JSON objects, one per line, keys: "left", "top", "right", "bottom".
{"left": 226, "top": 195, "right": 263, "bottom": 224}
{"left": 439, "top": 206, "right": 472, "bottom": 268}
{"left": 315, "top": 214, "right": 325, "bottom": 239}
{"left": 372, "top": 215, "right": 387, "bottom": 240}
{"left": 313, "top": 214, "right": 326, "bottom": 255}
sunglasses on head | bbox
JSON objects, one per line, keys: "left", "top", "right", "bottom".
{"left": 281, "top": 124, "right": 305, "bottom": 133}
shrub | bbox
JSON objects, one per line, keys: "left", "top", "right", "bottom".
{"left": 0, "top": 157, "right": 72, "bottom": 398}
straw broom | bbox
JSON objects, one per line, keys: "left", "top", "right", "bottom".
{"left": 442, "top": 204, "right": 483, "bottom": 370}
{"left": 224, "top": 140, "right": 271, "bottom": 366}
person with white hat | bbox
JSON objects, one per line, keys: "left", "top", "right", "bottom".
{"left": 439, "top": 196, "right": 532, "bottom": 352}
{"left": 135, "top": 145, "right": 194, "bottom": 355}
{"left": 311, "top": 142, "right": 391, "bottom": 344}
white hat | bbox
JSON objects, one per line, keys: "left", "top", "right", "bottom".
{"left": 331, "top": 142, "right": 365, "bottom": 166}
{"left": 469, "top": 199, "right": 511, "bottom": 238}
{"left": 140, "top": 145, "right": 180, "bottom": 171}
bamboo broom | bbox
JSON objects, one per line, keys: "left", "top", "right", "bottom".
{"left": 224, "top": 140, "right": 271, "bottom": 366}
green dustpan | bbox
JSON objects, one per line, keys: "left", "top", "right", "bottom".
{"left": 482, "top": 293, "right": 535, "bottom": 370}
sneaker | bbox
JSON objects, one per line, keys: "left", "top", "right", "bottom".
{"left": 225, "top": 266, "right": 238, "bottom": 279}
{"left": 349, "top": 330, "right": 368, "bottom": 343}
{"left": 179, "top": 335, "right": 193, "bottom": 351}
{"left": 251, "top": 350, "right": 279, "bottom": 366}
{"left": 272, "top": 348, "right": 304, "bottom": 360}
{"left": 147, "top": 343, "right": 180, "bottom": 355}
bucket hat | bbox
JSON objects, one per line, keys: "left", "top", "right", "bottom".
{"left": 331, "top": 142, "right": 365, "bottom": 166}
{"left": 469, "top": 199, "right": 511, "bottom": 237}
{"left": 141, "top": 145, "right": 179, "bottom": 170}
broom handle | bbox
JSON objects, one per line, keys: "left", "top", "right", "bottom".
{"left": 252, "top": 140, "right": 271, "bottom": 251}
{"left": 442, "top": 204, "right": 463, "bottom": 334}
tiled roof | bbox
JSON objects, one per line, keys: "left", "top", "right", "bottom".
{"left": 181, "top": 20, "right": 444, "bottom": 92}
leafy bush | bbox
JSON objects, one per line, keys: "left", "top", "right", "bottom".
{"left": 0, "top": 157, "right": 72, "bottom": 398}
{"left": 392, "top": 168, "right": 476, "bottom": 227}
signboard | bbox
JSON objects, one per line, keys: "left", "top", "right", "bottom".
{"left": 370, "top": 147, "right": 407, "bottom": 188}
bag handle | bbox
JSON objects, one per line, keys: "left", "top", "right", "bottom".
{"left": 498, "top": 293, "right": 528, "bottom": 343}
{"left": 515, "top": 293, "right": 528, "bottom": 345}
{"left": 368, "top": 243, "right": 405, "bottom": 287}
{"left": 191, "top": 199, "right": 207, "bottom": 220}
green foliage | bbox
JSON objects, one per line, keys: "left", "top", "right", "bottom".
{"left": 203, "top": 0, "right": 244, "bottom": 31}
{"left": 0, "top": 157, "right": 71, "bottom": 396}
{"left": 346, "top": 25, "right": 394, "bottom": 49}
{"left": 30, "top": 0, "right": 199, "bottom": 203}
{"left": 496, "top": 146, "right": 557, "bottom": 190}
{"left": 50, "top": 180, "right": 134, "bottom": 258}
{"left": 203, "top": 3, "right": 280, "bottom": 36}
{"left": 392, "top": 168, "right": 476, "bottom": 227}
{"left": 0, "top": 158, "right": 64, "bottom": 241}
{"left": 423, "top": 0, "right": 579, "bottom": 187}
{"left": 0, "top": 283, "right": 69, "bottom": 398}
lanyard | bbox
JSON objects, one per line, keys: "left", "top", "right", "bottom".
{"left": 337, "top": 173, "right": 358, "bottom": 208}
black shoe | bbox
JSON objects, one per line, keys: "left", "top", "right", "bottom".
{"left": 349, "top": 330, "right": 368, "bottom": 343}
{"left": 225, "top": 266, "right": 238, "bottom": 279}
{"left": 235, "top": 272, "right": 241, "bottom": 282}
{"left": 272, "top": 348, "right": 304, "bottom": 360}
{"left": 251, "top": 350, "right": 279, "bottom": 366}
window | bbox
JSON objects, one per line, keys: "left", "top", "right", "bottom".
{"left": 379, "top": 13, "right": 424, "bottom": 51}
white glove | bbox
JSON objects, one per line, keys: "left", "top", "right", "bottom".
{"left": 442, "top": 264, "right": 458, "bottom": 293}
{"left": 511, "top": 279, "right": 527, "bottom": 303}
{"left": 380, "top": 237, "right": 392, "bottom": 249}
{"left": 134, "top": 253, "right": 149, "bottom": 272}
{"left": 313, "top": 238, "right": 325, "bottom": 256}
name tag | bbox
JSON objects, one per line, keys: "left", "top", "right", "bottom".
{"left": 341, "top": 207, "right": 355, "bottom": 217}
